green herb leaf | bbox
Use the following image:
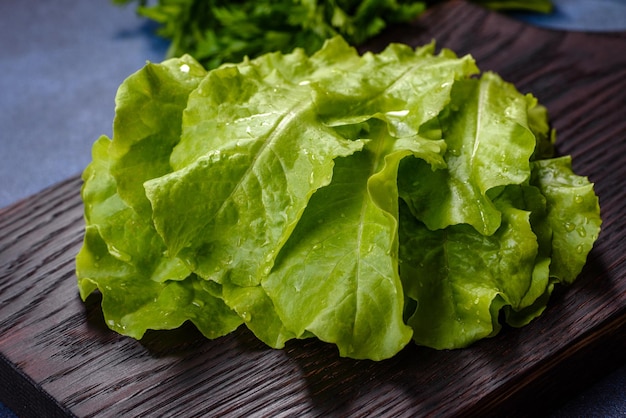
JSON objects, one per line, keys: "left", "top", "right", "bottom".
{"left": 112, "top": 0, "right": 552, "bottom": 68}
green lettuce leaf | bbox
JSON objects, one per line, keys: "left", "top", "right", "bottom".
{"left": 77, "top": 136, "right": 242, "bottom": 339}
{"left": 398, "top": 190, "right": 542, "bottom": 349}
{"left": 109, "top": 55, "right": 207, "bottom": 218}
{"left": 263, "top": 121, "right": 441, "bottom": 359}
{"left": 143, "top": 47, "right": 365, "bottom": 288}
{"left": 398, "top": 73, "right": 538, "bottom": 236}
{"left": 530, "top": 156, "right": 602, "bottom": 284}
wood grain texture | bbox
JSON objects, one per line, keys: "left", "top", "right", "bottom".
{"left": 1, "top": 1, "right": 625, "bottom": 417}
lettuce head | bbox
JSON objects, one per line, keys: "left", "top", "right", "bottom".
{"left": 76, "top": 37, "right": 601, "bottom": 360}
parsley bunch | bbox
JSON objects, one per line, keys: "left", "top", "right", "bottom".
{"left": 114, "top": 0, "right": 427, "bottom": 68}
{"left": 115, "top": 0, "right": 553, "bottom": 68}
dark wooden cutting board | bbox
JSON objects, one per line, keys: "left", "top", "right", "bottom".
{"left": 1, "top": 1, "right": 625, "bottom": 417}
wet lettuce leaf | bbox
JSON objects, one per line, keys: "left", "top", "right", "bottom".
{"left": 77, "top": 37, "right": 600, "bottom": 360}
